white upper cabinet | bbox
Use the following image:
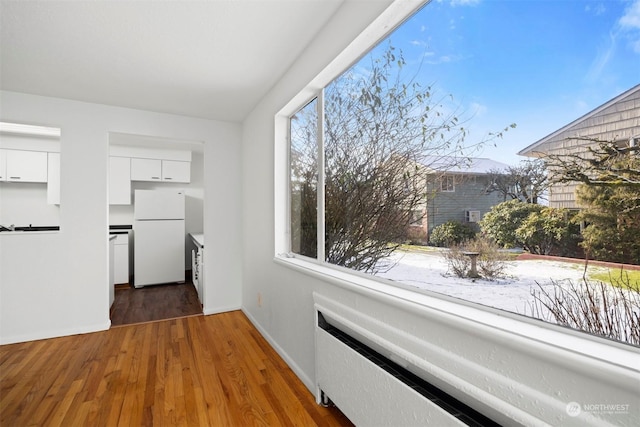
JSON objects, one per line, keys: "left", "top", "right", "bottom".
{"left": 130, "top": 158, "right": 162, "bottom": 182}
{"left": 47, "top": 152, "right": 61, "bottom": 205}
{"left": 111, "top": 145, "right": 192, "bottom": 184}
{"left": 130, "top": 158, "right": 190, "bottom": 183}
{"left": 109, "top": 156, "right": 131, "bottom": 205}
{"left": 161, "top": 160, "right": 190, "bottom": 183}
{"left": 4, "top": 149, "right": 48, "bottom": 183}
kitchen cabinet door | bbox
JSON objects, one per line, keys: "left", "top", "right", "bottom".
{"left": 5, "top": 149, "right": 48, "bottom": 182}
{"left": 47, "top": 152, "right": 61, "bottom": 205}
{"left": 109, "top": 156, "right": 131, "bottom": 204}
{"left": 113, "top": 233, "right": 130, "bottom": 284}
{"left": 130, "top": 158, "right": 161, "bottom": 181}
{"left": 162, "top": 160, "right": 190, "bottom": 183}
{"left": 0, "top": 149, "right": 6, "bottom": 181}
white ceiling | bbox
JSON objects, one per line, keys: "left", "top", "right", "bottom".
{"left": 0, "top": 0, "right": 344, "bottom": 122}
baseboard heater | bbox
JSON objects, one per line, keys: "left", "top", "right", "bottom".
{"left": 316, "top": 311, "right": 500, "bottom": 426}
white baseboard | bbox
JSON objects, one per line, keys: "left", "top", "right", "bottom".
{"left": 242, "top": 308, "right": 315, "bottom": 393}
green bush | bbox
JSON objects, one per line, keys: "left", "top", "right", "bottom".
{"left": 429, "top": 221, "right": 476, "bottom": 247}
{"left": 515, "top": 207, "right": 581, "bottom": 255}
{"left": 480, "top": 200, "right": 542, "bottom": 248}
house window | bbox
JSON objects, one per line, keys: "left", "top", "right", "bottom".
{"left": 410, "top": 209, "right": 424, "bottom": 226}
{"left": 282, "top": 0, "right": 638, "bottom": 349}
{"left": 440, "top": 175, "right": 455, "bottom": 192}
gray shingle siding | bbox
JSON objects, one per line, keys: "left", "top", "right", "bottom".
{"left": 518, "top": 85, "right": 640, "bottom": 209}
{"left": 425, "top": 175, "right": 504, "bottom": 236}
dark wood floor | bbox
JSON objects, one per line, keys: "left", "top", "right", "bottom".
{"left": 110, "top": 281, "right": 203, "bottom": 326}
{"left": 1, "top": 311, "right": 353, "bottom": 426}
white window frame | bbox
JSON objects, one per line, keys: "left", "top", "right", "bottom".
{"left": 440, "top": 175, "right": 455, "bottom": 192}
{"left": 274, "top": 1, "right": 639, "bottom": 423}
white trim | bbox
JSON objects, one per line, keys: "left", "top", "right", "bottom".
{"left": 242, "top": 308, "right": 315, "bottom": 393}
{"left": 316, "top": 90, "right": 326, "bottom": 262}
{"left": 274, "top": 256, "right": 639, "bottom": 425}
{"left": 0, "top": 121, "right": 61, "bottom": 138}
{"left": 275, "top": 256, "right": 638, "bottom": 367}
{"left": 203, "top": 305, "right": 241, "bottom": 316}
{"left": 0, "top": 321, "right": 111, "bottom": 345}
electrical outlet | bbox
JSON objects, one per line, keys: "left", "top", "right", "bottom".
{"left": 257, "top": 292, "right": 262, "bottom": 307}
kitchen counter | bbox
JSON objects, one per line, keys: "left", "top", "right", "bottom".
{"left": 109, "top": 224, "right": 132, "bottom": 231}
{"left": 0, "top": 225, "right": 60, "bottom": 235}
{"left": 190, "top": 233, "right": 204, "bottom": 248}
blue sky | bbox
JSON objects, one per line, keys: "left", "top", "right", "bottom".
{"left": 375, "top": 0, "right": 640, "bottom": 165}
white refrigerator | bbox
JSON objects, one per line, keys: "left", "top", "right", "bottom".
{"left": 134, "top": 189, "right": 185, "bottom": 288}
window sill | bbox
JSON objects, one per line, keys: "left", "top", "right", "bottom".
{"left": 274, "top": 254, "right": 639, "bottom": 370}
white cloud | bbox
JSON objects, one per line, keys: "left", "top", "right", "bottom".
{"left": 450, "top": 0, "right": 480, "bottom": 6}
{"left": 586, "top": 0, "right": 640, "bottom": 81}
{"left": 470, "top": 102, "right": 488, "bottom": 117}
{"left": 425, "top": 54, "right": 465, "bottom": 65}
{"left": 585, "top": 3, "right": 606, "bottom": 16}
{"left": 619, "top": 0, "right": 640, "bottom": 53}
{"left": 619, "top": 0, "right": 640, "bottom": 29}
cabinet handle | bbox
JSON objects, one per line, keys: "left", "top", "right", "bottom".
{"left": 151, "top": 176, "right": 160, "bottom": 179}
{"left": 10, "top": 176, "right": 21, "bottom": 179}
{"left": 164, "top": 177, "right": 173, "bottom": 180}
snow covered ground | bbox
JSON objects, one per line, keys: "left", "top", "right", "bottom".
{"left": 375, "top": 249, "right": 600, "bottom": 317}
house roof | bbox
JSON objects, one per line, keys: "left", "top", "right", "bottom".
{"left": 418, "top": 156, "right": 510, "bottom": 175}
{"left": 517, "top": 84, "right": 640, "bottom": 157}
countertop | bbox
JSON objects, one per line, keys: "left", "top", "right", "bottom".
{"left": 190, "top": 233, "right": 204, "bottom": 248}
{"left": 109, "top": 224, "right": 133, "bottom": 230}
{"left": 0, "top": 225, "right": 60, "bottom": 235}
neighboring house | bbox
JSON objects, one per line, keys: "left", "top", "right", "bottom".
{"left": 408, "top": 156, "right": 509, "bottom": 242}
{"left": 518, "top": 84, "right": 640, "bottom": 209}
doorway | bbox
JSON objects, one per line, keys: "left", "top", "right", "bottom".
{"left": 108, "top": 132, "right": 205, "bottom": 326}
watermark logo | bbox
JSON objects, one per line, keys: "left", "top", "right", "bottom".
{"left": 566, "top": 401, "right": 581, "bottom": 417}
{"left": 566, "top": 401, "right": 630, "bottom": 417}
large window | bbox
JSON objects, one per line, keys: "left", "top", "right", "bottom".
{"left": 286, "top": 0, "right": 639, "bottom": 347}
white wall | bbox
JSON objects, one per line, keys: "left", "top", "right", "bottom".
{"left": 240, "top": 1, "right": 639, "bottom": 426}
{"left": 240, "top": 0, "right": 400, "bottom": 397}
{"left": 0, "top": 91, "right": 242, "bottom": 344}
{"left": 0, "top": 184, "right": 60, "bottom": 226}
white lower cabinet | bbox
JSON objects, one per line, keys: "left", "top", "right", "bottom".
{"left": 112, "top": 233, "right": 130, "bottom": 284}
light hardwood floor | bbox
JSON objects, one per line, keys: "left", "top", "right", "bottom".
{"left": 1, "top": 311, "right": 353, "bottom": 426}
